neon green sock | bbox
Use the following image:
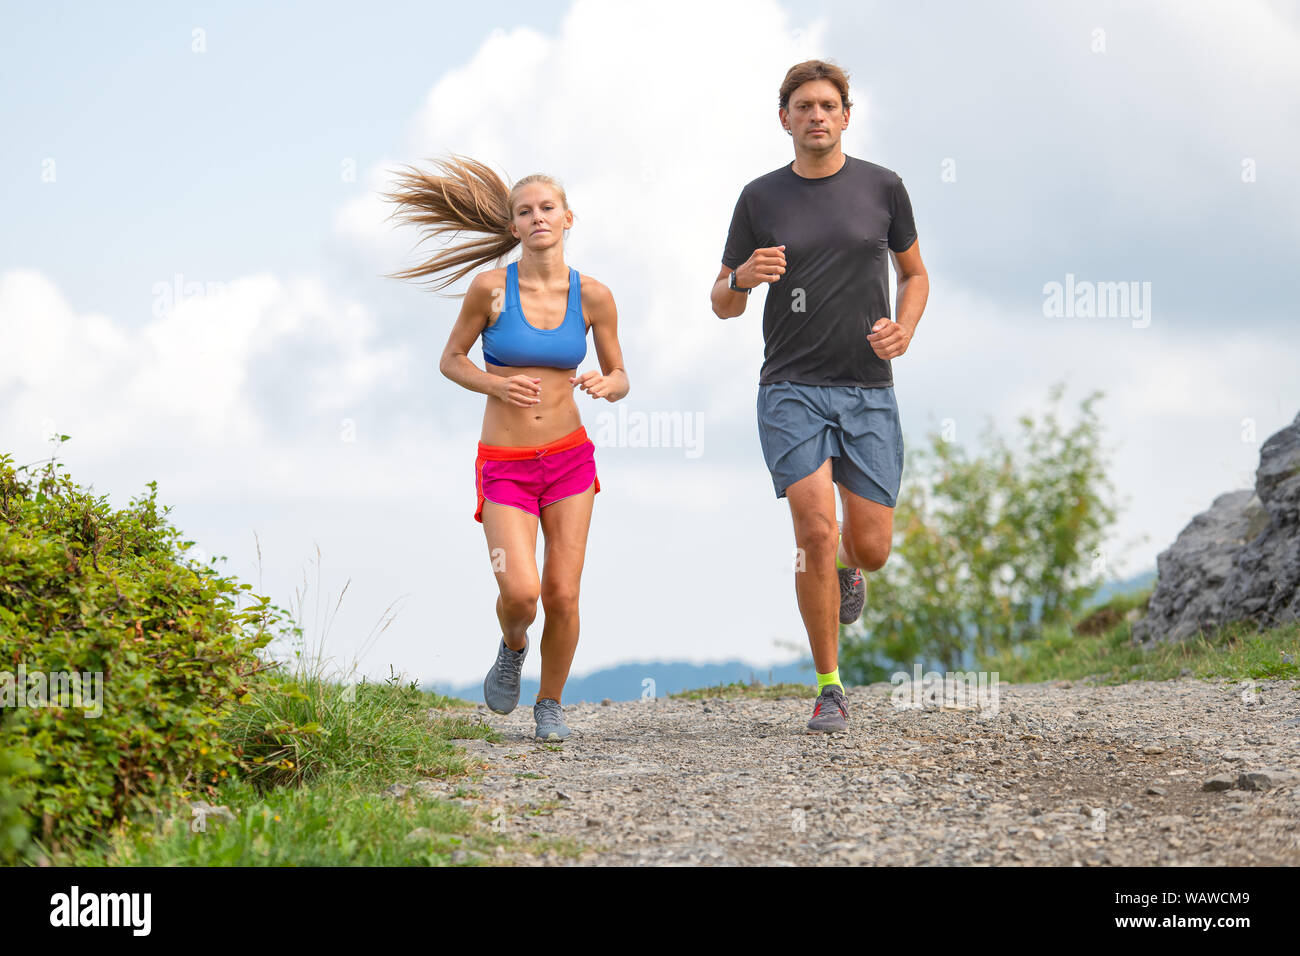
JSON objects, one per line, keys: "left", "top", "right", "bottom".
{"left": 835, "top": 529, "right": 848, "bottom": 570}
{"left": 816, "top": 668, "right": 843, "bottom": 692}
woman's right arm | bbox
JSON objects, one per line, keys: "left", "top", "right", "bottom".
{"left": 439, "top": 272, "right": 541, "bottom": 407}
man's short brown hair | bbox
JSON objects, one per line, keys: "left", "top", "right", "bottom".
{"left": 779, "top": 59, "right": 853, "bottom": 113}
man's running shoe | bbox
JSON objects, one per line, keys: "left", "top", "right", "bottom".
{"left": 483, "top": 636, "right": 528, "bottom": 714}
{"left": 806, "top": 683, "right": 849, "bottom": 733}
{"left": 838, "top": 565, "right": 865, "bottom": 624}
{"left": 534, "top": 698, "right": 570, "bottom": 741}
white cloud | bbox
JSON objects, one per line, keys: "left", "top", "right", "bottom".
{"left": 339, "top": 0, "right": 835, "bottom": 399}
{"left": 0, "top": 266, "right": 411, "bottom": 466}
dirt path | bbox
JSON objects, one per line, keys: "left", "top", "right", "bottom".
{"left": 440, "top": 678, "right": 1300, "bottom": 865}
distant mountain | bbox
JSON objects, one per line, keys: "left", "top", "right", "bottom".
{"left": 430, "top": 570, "right": 1159, "bottom": 704}
{"left": 427, "top": 657, "right": 814, "bottom": 705}
{"left": 1085, "top": 567, "right": 1156, "bottom": 608}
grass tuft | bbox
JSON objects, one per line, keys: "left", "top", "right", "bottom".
{"left": 979, "top": 587, "right": 1300, "bottom": 684}
{"left": 671, "top": 680, "right": 816, "bottom": 701}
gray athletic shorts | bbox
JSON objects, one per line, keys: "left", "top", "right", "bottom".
{"left": 757, "top": 381, "right": 904, "bottom": 508}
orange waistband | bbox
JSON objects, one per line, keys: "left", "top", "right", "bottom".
{"left": 476, "top": 426, "right": 590, "bottom": 461}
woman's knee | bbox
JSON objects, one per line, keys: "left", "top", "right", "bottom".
{"left": 498, "top": 580, "right": 540, "bottom": 621}
{"left": 540, "top": 580, "right": 580, "bottom": 619}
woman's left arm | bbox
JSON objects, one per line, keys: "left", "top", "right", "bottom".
{"left": 570, "top": 275, "right": 629, "bottom": 401}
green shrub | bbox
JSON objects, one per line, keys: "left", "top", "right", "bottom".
{"left": 0, "top": 445, "right": 280, "bottom": 853}
{"left": 0, "top": 714, "right": 36, "bottom": 863}
{"left": 840, "top": 383, "right": 1120, "bottom": 681}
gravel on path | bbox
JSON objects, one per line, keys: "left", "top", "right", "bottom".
{"left": 427, "top": 678, "right": 1300, "bottom": 866}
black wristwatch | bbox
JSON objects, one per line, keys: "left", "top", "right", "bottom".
{"left": 729, "top": 270, "right": 752, "bottom": 294}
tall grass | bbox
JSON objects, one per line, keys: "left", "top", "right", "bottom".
{"left": 220, "top": 538, "right": 497, "bottom": 791}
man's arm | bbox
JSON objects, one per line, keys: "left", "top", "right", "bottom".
{"left": 867, "top": 240, "right": 929, "bottom": 360}
{"left": 714, "top": 187, "right": 788, "bottom": 318}
{"left": 711, "top": 264, "right": 750, "bottom": 319}
{"left": 893, "top": 240, "right": 928, "bottom": 337}
{"left": 711, "top": 247, "right": 787, "bottom": 319}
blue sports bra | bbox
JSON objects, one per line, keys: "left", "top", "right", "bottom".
{"left": 481, "top": 260, "right": 588, "bottom": 368}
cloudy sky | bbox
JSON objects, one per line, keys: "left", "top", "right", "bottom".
{"left": 3, "top": 0, "right": 1297, "bottom": 689}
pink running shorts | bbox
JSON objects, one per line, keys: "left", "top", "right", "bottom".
{"left": 474, "top": 425, "right": 601, "bottom": 523}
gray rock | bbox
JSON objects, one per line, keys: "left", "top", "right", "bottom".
{"left": 452, "top": 738, "right": 498, "bottom": 754}
{"left": 1131, "top": 490, "right": 1266, "bottom": 644}
{"left": 1202, "top": 774, "right": 1237, "bottom": 791}
{"left": 1237, "top": 768, "right": 1300, "bottom": 791}
{"left": 1221, "top": 750, "right": 1259, "bottom": 762}
{"left": 1133, "top": 412, "right": 1300, "bottom": 646}
{"left": 411, "top": 780, "right": 449, "bottom": 799}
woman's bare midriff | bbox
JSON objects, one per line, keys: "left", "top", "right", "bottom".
{"left": 481, "top": 363, "right": 584, "bottom": 447}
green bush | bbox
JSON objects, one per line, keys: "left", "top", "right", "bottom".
{"left": 0, "top": 714, "right": 36, "bottom": 863}
{"left": 0, "top": 445, "right": 279, "bottom": 854}
{"left": 840, "top": 384, "right": 1120, "bottom": 681}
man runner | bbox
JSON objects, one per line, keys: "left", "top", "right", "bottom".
{"left": 711, "top": 59, "right": 929, "bottom": 733}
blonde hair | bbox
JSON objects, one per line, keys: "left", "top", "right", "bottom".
{"left": 380, "top": 152, "right": 571, "bottom": 294}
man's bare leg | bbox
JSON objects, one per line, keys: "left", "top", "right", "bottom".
{"left": 783, "top": 459, "right": 840, "bottom": 674}
{"left": 837, "top": 483, "right": 894, "bottom": 572}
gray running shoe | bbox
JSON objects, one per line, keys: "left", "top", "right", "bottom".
{"left": 483, "top": 636, "right": 527, "bottom": 714}
{"left": 533, "top": 697, "right": 570, "bottom": 741}
{"left": 806, "top": 683, "right": 849, "bottom": 733}
{"left": 838, "top": 565, "right": 865, "bottom": 624}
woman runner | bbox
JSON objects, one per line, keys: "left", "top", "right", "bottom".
{"left": 383, "top": 154, "right": 629, "bottom": 740}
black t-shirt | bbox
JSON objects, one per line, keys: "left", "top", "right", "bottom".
{"left": 721, "top": 155, "right": 918, "bottom": 388}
